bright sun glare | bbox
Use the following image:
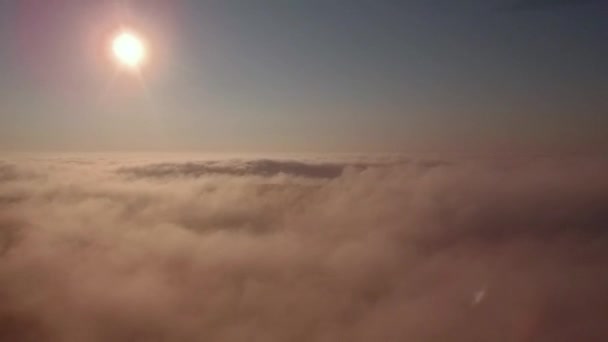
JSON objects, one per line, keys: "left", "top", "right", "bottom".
{"left": 112, "top": 31, "right": 146, "bottom": 69}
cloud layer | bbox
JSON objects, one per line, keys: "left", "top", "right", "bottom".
{"left": 0, "top": 154, "right": 607, "bottom": 341}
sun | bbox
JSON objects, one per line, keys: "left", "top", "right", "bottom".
{"left": 111, "top": 31, "right": 146, "bottom": 69}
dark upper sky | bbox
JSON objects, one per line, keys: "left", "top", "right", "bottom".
{"left": 0, "top": 0, "right": 606, "bottom": 153}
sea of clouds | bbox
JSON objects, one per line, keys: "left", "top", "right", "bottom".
{"left": 0, "top": 153, "right": 607, "bottom": 341}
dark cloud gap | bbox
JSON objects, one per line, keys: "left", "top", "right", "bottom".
{"left": 0, "top": 155, "right": 607, "bottom": 341}
{"left": 0, "top": 163, "right": 20, "bottom": 182}
{"left": 117, "top": 158, "right": 416, "bottom": 179}
{"left": 0, "top": 162, "right": 40, "bottom": 183}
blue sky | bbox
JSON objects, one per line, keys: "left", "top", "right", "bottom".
{"left": 0, "top": 0, "right": 606, "bottom": 153}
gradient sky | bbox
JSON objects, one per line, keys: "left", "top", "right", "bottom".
{"left": 0, "top": 0, "right": 606, "bottom": 153}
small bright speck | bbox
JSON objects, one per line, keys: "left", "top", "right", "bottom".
{"left": 472, "top": 287, "right": 487, "bottom": 306}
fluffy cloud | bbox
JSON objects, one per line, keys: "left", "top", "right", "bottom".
{"left": 0, "top": 154, "right": 607, "bottom": 341}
